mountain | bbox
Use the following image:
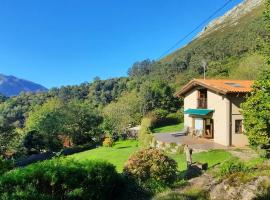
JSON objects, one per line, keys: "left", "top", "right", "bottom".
{"left": 0, "top": 74, "right": 48, "bottom": 96}
{"left": 155, "top": 0, "right": 268, "bottom": 88}
{"left": 197, "top": 0, "right": 264, "bottom": 38}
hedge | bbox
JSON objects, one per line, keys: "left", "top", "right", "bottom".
{"left": 0, "top": 158, "right": 123, "bottom": 200}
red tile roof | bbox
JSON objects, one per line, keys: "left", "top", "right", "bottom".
{"left": 176, "top": 79, "right": 254, "bottom": 96}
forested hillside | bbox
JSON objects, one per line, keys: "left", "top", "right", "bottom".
{"left": 0, "top": 0, "right": 269, "bottom": 157}
{"left": 139, "top": 0, "right": 268, "bottom": 89}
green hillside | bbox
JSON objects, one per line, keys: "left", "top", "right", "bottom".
{"left": 140, "top": 2, "right": 269, "bottom": 89}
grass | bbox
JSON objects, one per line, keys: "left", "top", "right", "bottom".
{"left": 169, "top": 150, "right": 232, "bottom": 171}
{"left": 217, "top": 156, "right": 270, "bottom": 184}
{"left": 153, "top": 123, "right": 184, "bottom": 133}
{"left": 70, "top": 140, "right": 232, "bottom": 172}
{"left": 70, "top": 140, "right": 139, "bottom": 172}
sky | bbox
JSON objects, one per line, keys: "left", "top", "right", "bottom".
{"left": 0, "top": 0, "right": 243, "bottom": 88}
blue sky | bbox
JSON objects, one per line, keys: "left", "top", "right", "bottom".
{"left": 0, "top": 0, "right": 243, "bottom": 88}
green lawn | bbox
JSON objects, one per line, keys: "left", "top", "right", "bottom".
{"left": 70, "top": 140, "right": 232, "bottom": 172}
{"left": 169, "top": 150, "right": 232, "bottom": 171}
{"left": 70, "top": 140, "right": 139, "bottom": 172}
{"left": 153, "top": 123, "right": 184, "bottom": 133}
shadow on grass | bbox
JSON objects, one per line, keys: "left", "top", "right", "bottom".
{"left": 178, "top": 166, "right": 203, "bottom": 180}
{"left": 178, "top": 162, "right": 222, "bottom": 180}
{"left": 116, "top": 146, "right": 132, "bottom": 149}
{"left": 118, "top": 176, "right": 152, "bottom": 200}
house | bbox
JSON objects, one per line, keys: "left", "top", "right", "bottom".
{"left": 176, "top": 79, "right": 254, "bottom": 147}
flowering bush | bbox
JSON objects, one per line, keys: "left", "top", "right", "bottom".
{"left": 123, "top": 148, "right": 178, "bottom": 185}
{"left": 103, "top": 137, "right": 114, "bottom": 147}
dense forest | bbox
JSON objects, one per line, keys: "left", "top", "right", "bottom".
{"left": 0, "top": 0, "right": 269, "bottom": 158}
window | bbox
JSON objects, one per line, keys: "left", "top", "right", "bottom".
{"left": 197, "top": 89, "right": 207, "bottom": 108}
{"left": 235, "top": 120, "right": 243, "bottom": 134}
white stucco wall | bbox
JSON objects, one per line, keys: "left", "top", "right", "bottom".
{"left": 207, "top": 90, "right": 230, "bottom": 146}
{"left": 230, "top": 95, "right": 249, "bottom": 147}
{"left": 231, "top": 115, "right": 248, "bottom": 146}
{"left": 183, "top": 89, "right": 198, "bottom": 128}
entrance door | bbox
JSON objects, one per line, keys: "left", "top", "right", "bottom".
{"left": 204, "top": 119, "right": 214, "bottom": 139}
{"left": 194, "top": 118, "right": 204, "bottom": 136}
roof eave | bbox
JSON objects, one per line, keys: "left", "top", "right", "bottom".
{"left": 175, "top": 80, "right": 227, "bottom": 97}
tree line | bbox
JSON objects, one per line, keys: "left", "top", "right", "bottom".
{"left": 0, "top": 75, "right": 181, "bottom": 157}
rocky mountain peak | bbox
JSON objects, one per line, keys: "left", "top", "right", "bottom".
{"left": 198, "top": 0, "right": 264, "bottom": 37}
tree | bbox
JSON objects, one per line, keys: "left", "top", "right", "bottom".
{"left": 23, "top": 130, "right": 45, "bottom": 153}
{"left": 103, "top": 91, "right": 142, "bottom": 136}
{"left": 24, "top": 99, "right": 103, "bottom": 151}
{"left": 24, "top": 99, "right": 65, "bottom": 151}
{"left": 0, "top": 94, "right": 7, "bottom": 103}
{"left": 241, "top": 68, "right": 270, "bottom": 149}
{"left": 0, "top": 113, "right": 23, "bottom": 156}
{"left": 65, "top": 101, "right": 103, "bottom": 145}
{"left": 128, "top": 59, "right": 154, "bottom": 77}
{"left": 240, "top": 1, "right": 270, "bottom": 150}
{"left": 263, "top": 0, "right": 270, "bottom": 64}
{"left": 88, "top": 78, "right": 128, "bottom": 107}
{"left": 0, "top": 125, "right": 17, "bottom": 155}
{"left": 230, "top": 54, "right": 266, "bottom": 80}
{"left": 139, "top": 80, "right": 181, "bottom": 115}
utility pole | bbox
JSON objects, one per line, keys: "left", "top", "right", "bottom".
{"left": 202, "top": 60, "right": 207, "bottom": 80}
{"left": 204, "top": 65, "right": 206, "bottom": 80}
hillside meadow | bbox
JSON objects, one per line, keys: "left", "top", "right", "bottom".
{"left": 70, "top": 140, "right": 232, "bottom": 172}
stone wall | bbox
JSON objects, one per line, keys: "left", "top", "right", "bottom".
{"left": 150, "top": 139, "right": 184, "bottom": 154}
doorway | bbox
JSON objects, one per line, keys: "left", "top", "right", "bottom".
{"left": 204, "top": 118, "right": 214, "bottom": 139}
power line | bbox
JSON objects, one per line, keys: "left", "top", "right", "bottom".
{"left": 158, "top": 0, "right": 235, "bottom": 59}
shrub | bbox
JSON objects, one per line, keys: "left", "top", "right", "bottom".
{"left": 257, "top": 148, "right": 270, "bottom": 158}
{"left": 176, "top": 145, "right": 184, "bottom": 154}
{"left": 169, "top": 142, "right": 177, "bottom": 149}
{"left": 166, "top": 112, "right": 184, "bottom": 124}
{"left": 146, "top": 109, "right": 168, "bottom": 128}
{"left": 219, "top": 158, "right": 248, "bottom": 176}
{"left": 165, "top": 143, "right": 184, "bottom": 154}
{"left": 142, "top": 115, "right": 155, "bottom": 129}
{"left": 138, "top": 118, "right": 154, "bottom": 148}
{"left": 0, "top": 158, "right": 123, "bottom": 200}
{"left": 148, "top": 110, "right": 183, "bottom": 128}
{"left": 0, "top": 157, "right": 14, "bottom": 175}
{"left": 123, "top": 148, "right": 178, "bottom": 187}
{"left": 241, "top": 68, "right": 270, "bottom": 149}
{"left": 103, "top": 137, "right": 114, "bottom": 147}
{"left": 153, "top": 109, "right": 169, "bottom": 121}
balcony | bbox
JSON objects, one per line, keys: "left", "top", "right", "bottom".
{"left": 197, "top": 98, "right": 207, "bottom": 109}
